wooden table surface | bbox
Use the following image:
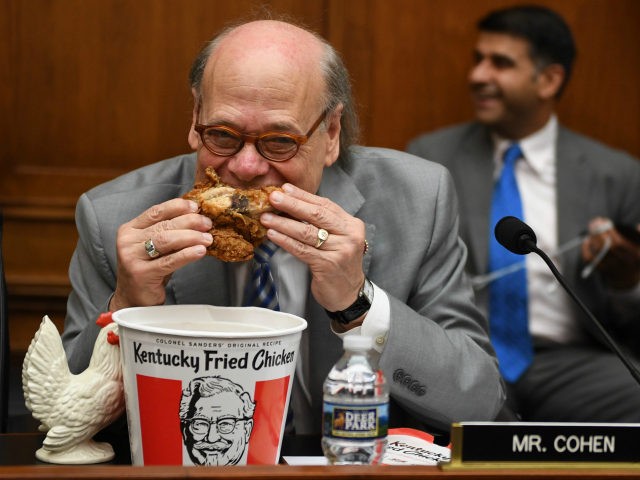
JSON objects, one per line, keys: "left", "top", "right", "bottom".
{"left": 1, "top": 431, "right": 639, "bottom": 480}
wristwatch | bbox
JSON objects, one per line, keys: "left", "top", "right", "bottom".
{"left": 325, "top": 277, "right": 374, "bottom": 324}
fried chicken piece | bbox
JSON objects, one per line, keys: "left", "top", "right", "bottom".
{"left": 207, "top": 227, "right": 255, "bottom": 263}
{"left": 184, "top": 167, "right": 281, "bottom": 262}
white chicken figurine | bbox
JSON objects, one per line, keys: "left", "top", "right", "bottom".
{"left": 22, "top": 313, "right": 125, "bottom": 464}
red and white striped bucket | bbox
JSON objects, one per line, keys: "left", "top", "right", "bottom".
{"left": 113, "top": 305, "right": 306, "bottom": 466}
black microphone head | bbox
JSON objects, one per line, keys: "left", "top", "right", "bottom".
{"left": 494, "top": 216, "right": 538, "bottom": 254}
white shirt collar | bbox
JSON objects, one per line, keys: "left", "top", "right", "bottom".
{"left": 492, "top": 115, "right": 558, "bottom": 180}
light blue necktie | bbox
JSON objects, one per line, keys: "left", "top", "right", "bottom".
{"left": 488, "top": 143, "right": 533, "bottom": 383}
{"left": 242, "top": 241, "right": 280, "bottom": 311}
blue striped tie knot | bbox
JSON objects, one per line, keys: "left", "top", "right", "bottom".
{"left": 242, "top": 241, "right": 280, "bottom": 310}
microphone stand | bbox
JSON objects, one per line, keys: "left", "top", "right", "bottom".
{"left": 526, "top": 240, "right": 640, "bottom": 386}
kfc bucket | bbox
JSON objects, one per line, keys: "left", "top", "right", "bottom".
{"left": 112, "top": 304, "right": 307, "bottom": 466}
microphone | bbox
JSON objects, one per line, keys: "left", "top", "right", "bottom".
{"left": 494, "top": 215, "right": 640, "bottom": 385}
{"left": 494, "top": 215, "right": 538, "bottom": 254}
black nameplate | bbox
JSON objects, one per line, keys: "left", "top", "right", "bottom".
{"left": 449, "top": 422, "right": 640, "bottom": 464}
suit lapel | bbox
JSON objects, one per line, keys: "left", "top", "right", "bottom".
{"left": 454, "top": 127, "right": 494, "bottom": 274}
{"left": 317, "top": 163, "right": 374, "bottom": 273}
{"left": 308, "top": 162, "right": 373, "bottom": 412}
{"left": 556, "top": 127, "right": 594, "bottom": 279}
{"left": 556, "top": 127, "right": 592, "bottom": 247}
{"left": 455, "top": 125, "right": 593, "bottom": 276}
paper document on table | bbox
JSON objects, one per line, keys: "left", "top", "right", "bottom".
{"left": 282, "top": 456, "right": 329, "bottom": 465}
{"left": 383, "top": 428, "right": 451, "bottom": 465}
{"left": 283, "top": 428, "right": 451, "bottom": 466}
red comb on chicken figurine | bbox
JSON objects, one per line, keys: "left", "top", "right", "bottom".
{"left": 96, "top": 312, "right": 113, "bottom": 327}
{"left": 96, "top": 312, "right": 120, "bottom": 345}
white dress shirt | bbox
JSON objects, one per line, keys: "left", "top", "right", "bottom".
{"left": 493, "top": 115, "right": 640, "bottom": 345}
{"left": 493, "top": 116, "right": 587, "bottom": 344}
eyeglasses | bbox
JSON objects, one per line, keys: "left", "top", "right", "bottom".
{"left": 186, "top": 416, "right": 250, "bottom": 436}
{"left": 194, "top": 111, "right": 326, "bottom": 162}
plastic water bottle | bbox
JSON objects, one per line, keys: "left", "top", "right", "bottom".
{"left": 321, "top": 335, "right": 389, "bottom": 464}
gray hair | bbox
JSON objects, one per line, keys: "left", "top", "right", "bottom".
{"left": 188, "top": 18, "right": 359, "bottom": 162}
{"left": 179, "top": 376, "right": 256, "bottom": 420}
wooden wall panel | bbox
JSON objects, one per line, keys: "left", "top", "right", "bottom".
{"left": 2, "top": 0, "right": 638, "bottom": 354}
{"left": 1, "top": 0, "right": 327, "bottom": 207}
{"left": 330, "top": 0, "right": 640, "bottom": 155}
{"left": 1, "top": 0, "right": 328, "bottom": 352}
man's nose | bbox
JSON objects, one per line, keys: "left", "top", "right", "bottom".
{"left": 469, "top": 60, "right": 491, "bottom": 85}
{"left": 227, "top": 141, "right": 271, "bottom": 181}
{"left": 207, "top": 425, "right": 222, "bottom": 442}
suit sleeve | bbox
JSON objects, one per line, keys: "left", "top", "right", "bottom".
{"left": 600, "top": 153, "right": 640, "bottom": 334}
{"left": 379, "top": 167, "right": 505, "bottom": 432}
{"left": 61, "top": 193, "right": 117, "bottom": 373}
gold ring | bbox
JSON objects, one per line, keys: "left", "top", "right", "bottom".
{"left": 315, "top": 228, "right": 329, "bottom": 249}
{"left": 144, "top": 239, "right": 160, "bottom": 258}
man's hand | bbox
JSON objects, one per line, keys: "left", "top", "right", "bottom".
{"left": 581, "top": 217, "right": 640, "bottom": 290}
{"left": 260, "top": 183, "right": 368, "bottom": 314}
{"left": 110, "top": 198, "right": 213, "bottom": 311}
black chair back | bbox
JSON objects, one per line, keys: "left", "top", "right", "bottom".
{"left": 0, "top": 211, "right": 9, "bottom": 432}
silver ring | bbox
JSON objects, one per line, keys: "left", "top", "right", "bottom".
{"left": 144, "top": 239, "right": 160, "bottom": 258}
{"left": 315, "top": 228, "right": 329, "bottom": 249}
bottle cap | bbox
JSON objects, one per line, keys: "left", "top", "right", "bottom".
{"left": 343, "top": 335, "right": 373, "bottom": 351}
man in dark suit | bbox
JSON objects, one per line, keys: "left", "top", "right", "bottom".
{"left": 408, "top": 5, "right": 640, "bottom": 422}
{"left": 61, "top": 18, "right": 505, "bottom": 436}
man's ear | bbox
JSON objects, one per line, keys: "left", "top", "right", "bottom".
{"left": 188, "top": 88, "right": 200, "bottom": 150}
{"left": 244, "top": 419, "right": 254, "bottom": 441}
{"left": 324, "top": 103, "right": 343, "bottom": 167}
{"left": 537, "top": 63, "right": 565, "bottom": 100}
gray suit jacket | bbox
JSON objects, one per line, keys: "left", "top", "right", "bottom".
{"left": 407, "top": 122, "right": 640, "bottom": 350}
{"left": 61, "top": 147, "right": 505, "bottom": 433}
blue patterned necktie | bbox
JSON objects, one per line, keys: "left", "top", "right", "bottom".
{"left": 242, "top": 241, "right": 280, "bottom": 310}
{"left": 488, "top": 143, "right": 533, "bottom": 383}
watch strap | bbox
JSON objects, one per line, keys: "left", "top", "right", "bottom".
{"left": 325, "top": 278, "right": 373, "bottom": 324}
